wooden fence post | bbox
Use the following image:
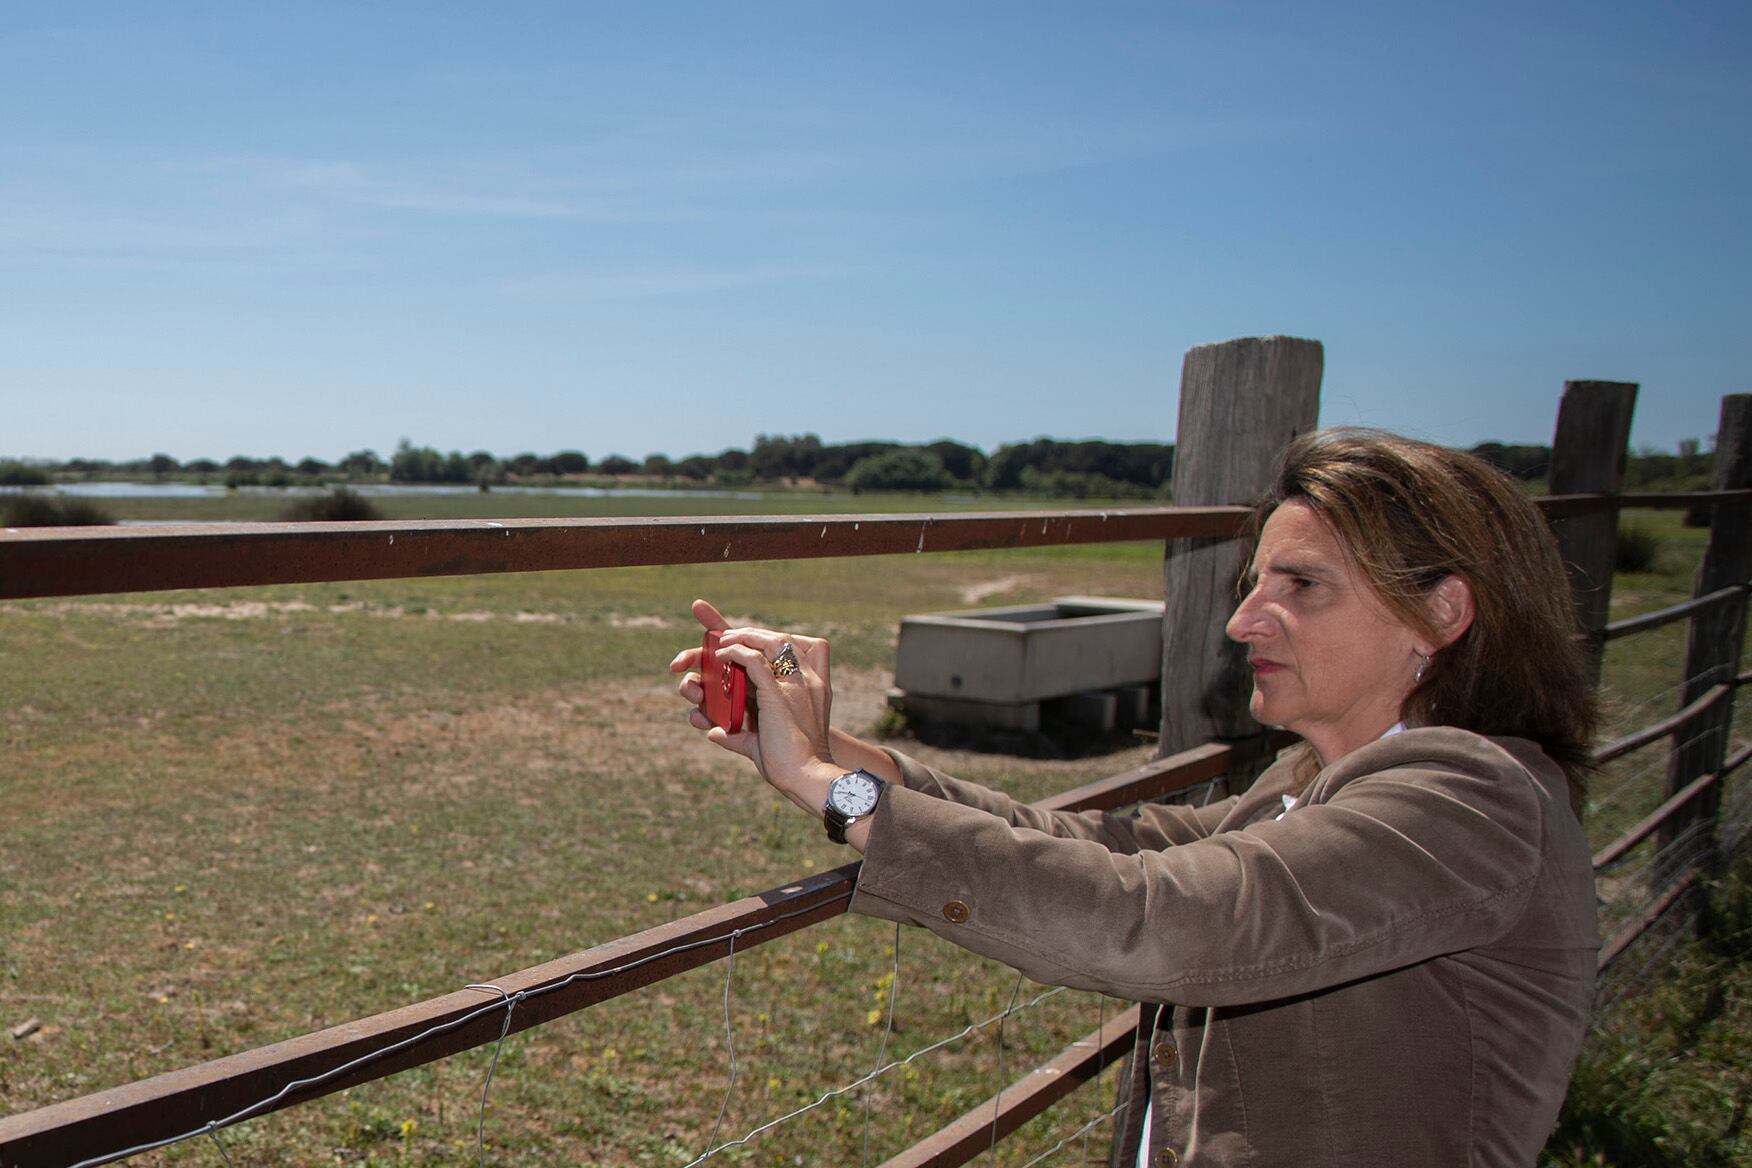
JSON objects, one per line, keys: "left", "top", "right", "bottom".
{"left": 1662, "top": 394, "right": 1752, "bottom": 864}
{"left": 1158, "top": 336, "right": 1323, "bottom": 756}
{"left": 1548, "top": 381, "right": 1638, "bottom": 685}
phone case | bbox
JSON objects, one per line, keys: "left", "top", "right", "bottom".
{"left": 701, "top": 631, "right": 747, "bottom": 733}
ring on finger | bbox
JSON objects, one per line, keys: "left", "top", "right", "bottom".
{"left": 770, "top": 641, "right": 801, "bottom": 677}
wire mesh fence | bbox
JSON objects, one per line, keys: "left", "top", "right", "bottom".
{"left": 1587, "top": 662, "right": 1749, "bottom": 1022}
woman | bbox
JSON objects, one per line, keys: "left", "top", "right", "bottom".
{"left": 672, "top": 429, "right": 1599, "bottom": 1167}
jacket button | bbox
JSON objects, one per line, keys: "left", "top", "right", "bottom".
{"left": 942, "top": 900, "right": 970, "bottom": 923}
{"left": 1153, "top": 1149, "right": 1178, "bottom": 1168}
{"left": 1150, "top": 1037, "right": 1177, "bottom": 1069}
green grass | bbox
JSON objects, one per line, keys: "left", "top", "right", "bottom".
{"left": 85, "top": 486, "right": 1155, "bottom": 525}
{"left": 1, "top": 497, "right": 1742, "bottom": 1166}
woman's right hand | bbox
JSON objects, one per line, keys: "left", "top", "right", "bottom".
{"left": 670, "top": 598, "right": 764, "bottom": 770}
{"left": 670, "top": 599, "right": 842, "bottom": 814}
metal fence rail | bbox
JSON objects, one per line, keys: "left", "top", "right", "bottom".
{"left": 1601, "top": 585, "right": 1746, "bottom": 642}
{"left": 1592, "top": 683, "right": 1732, "bottom": 766}
{"left": 0, "top": 507, "right": 1249, "bottom": 600}
{"left": 21, "top": 491, "right": 1735, "bottom": 602}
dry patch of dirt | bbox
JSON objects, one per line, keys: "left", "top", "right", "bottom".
{"left": 607, "top": 613, "right": 674, "bottom": 628}
{"left": 957, "top": 575, "right": 1035, "bottom": 606}
{"left": 11, "top": 665, "right": 903, "bottom": 821}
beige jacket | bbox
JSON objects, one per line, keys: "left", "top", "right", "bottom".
{"left": 850, "top": 728, "right": 1599, "bottom": 1167}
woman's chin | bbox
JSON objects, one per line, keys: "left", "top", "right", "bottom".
{"left": 1249, "top": 692, "right": 1292, "bottom": 732}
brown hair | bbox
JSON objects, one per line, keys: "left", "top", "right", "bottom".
{"left": 1250, "top": 428, "right": 1596, "bottom": 810}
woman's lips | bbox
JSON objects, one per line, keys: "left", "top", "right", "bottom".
{"left": 1250, "top": 658, "right": 1285, "bottom": 675}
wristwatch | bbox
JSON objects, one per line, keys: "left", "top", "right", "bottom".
{"left": 823, "top": 769, "right": 885, "bottom": 844}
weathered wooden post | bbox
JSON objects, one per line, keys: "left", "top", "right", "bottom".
{"left": 1662, "top": 394, "right": 1752, "bottom": 870}
{"left": 1547, "top": 381, "right": 1638, "bottom": 685}
{"left": 1158, "top": 336, "right": 1323, "bottom": 757}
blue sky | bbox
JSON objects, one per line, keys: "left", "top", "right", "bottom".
{"left": 3, "top": 1, "right": 1747, "bottom": 463}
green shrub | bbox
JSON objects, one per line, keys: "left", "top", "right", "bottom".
{"left": 0, "top": 462, "right": 50, "bottom": 486}
{"left": 1615, "top": 522, "right": 1661, "bottom": 573}
{"left": 281, "top": 487, "right": 384, "bottom": 522}
{"left": 844, "top": 448, "right": 951, "bottom": 492}
{"left": 1017, "top": 467, "right": 1162, "bottom": 499}
{"left": 2, "top": 494, "right": 115, "bottom": 526}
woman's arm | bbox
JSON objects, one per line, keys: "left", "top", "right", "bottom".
{"left": 829, "top": 727, "right": 904, "bottom": 786}
{"left": 850, "top": 732, "right": 1558, "bottom": 1007}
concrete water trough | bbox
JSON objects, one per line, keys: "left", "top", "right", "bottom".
{"left": 891, "top": 596, "right": 1164, "bottom": 734}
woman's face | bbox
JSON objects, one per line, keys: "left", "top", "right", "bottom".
{"left": 1225, "top": 499, "right": 1426, "bottom": 764}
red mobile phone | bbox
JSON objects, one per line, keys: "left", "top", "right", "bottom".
{"left": 701, "top": 631, "right": 748, "bottom": 733}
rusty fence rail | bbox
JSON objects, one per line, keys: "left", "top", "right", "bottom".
{"left": 9, "top": 491, "right": 1746, "bottom": 603}
{"left": 1592, "top": 682, "right": 1734, "bottom": 767}
{"left": 0, "top": 489, "right": 1743, "bottom": 1167}
{"left": 1600, "top": 585, "right": 1745, "bottom": 643}
{"left": 0, "top": 507, "right": 1251, "bottom": 600}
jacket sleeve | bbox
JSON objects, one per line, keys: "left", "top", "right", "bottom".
{"left": 886, "top": 748, "right": 1240, "bottom": 854}
{"left": 852, "top": 733, "right": 1547, "bottom": 1006}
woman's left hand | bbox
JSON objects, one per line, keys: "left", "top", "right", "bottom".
{"left": 669, "top": 599, "right": 841, "bottom": 811}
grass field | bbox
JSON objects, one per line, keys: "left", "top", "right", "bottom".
{"left": 80, "top": 486, "right": 1147, "bottom": 525}
{"left": 1, "top": 496, "right": 1743, "bottom": 1166}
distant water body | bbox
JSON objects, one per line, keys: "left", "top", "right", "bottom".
{"left": 2, "top": 482, "right": 767, "bottom": 501}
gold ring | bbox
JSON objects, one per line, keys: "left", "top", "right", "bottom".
{"left": 770, "top": 642, "right": 801, "bottom": 677}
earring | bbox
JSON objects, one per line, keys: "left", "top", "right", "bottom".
{"left": 1414, "top": 652, "right": 1431, "bottom": 685}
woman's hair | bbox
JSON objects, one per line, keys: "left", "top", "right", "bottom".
{"left": 1249, "top": 428, "right": 1597, "bottom": 809}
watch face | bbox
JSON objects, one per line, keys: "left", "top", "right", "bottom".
{"left": 830, "top": 772, "right": 880, "bottom": 817}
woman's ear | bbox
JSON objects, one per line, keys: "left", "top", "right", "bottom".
{"left": 1422, "top": 575, "right": 1476, "bottom": 652}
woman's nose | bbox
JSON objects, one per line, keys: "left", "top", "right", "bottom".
{"left": 1226, "top": 589, "right": 1266, "bottom": 643}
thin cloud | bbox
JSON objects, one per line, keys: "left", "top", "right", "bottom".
{"left": 0, "top": 202, "right": 352, "bottom": 273}
{"left": 270, "top": 159, "right": 638, "bottom": 220}
{"left": 0, "top": 207, "right": 261, "bottom": 254}
{"left": 499, "top": 263, "right": 847, "bottom": 300}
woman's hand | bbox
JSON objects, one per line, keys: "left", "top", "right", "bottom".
{"left": 669, "top": 599, "right": 842, "bottom": 814}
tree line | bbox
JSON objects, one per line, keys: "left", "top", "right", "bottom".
{"left": 0, "top": 434, "right": 1177, "bottom": 497}
{"left": 0, "top": 434, "right": 1718, "bottom": 497}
